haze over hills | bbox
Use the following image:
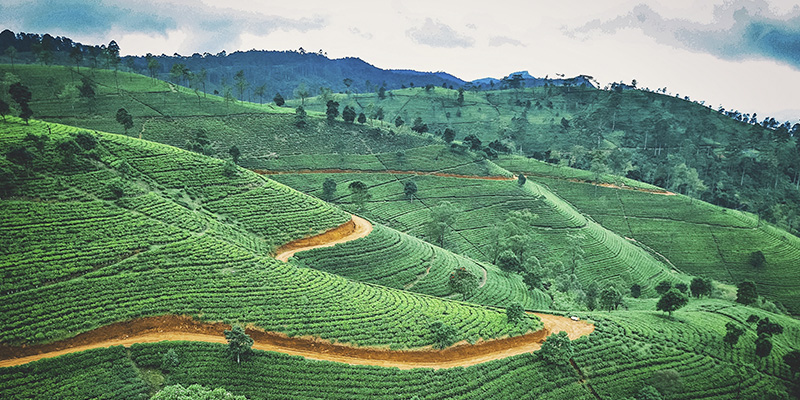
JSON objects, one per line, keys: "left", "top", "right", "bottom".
{"left": 2, "top": 21, "right": 800, "bottom": 400}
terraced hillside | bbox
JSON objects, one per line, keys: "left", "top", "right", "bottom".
{"left": 498, "top": 156, "right": 800, "bottom": 314}
{"left": 0, "top": 118, "right": 539, "bottom": 348}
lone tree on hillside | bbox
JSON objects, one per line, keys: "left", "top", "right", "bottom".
{"left": 655, "top": 280, "right": 672, "bottom": 295}
{"left": 723, "top": 322, "right": 745, "bottom": 348}
{"left": 115, "top": 108, "right": 133, "bottom": 134}
{"left": 506, "top": 303, "right": 526, "bottom": 324}
{"left": 273, "top": 93, "right": 285, "bottom": 106}
{"left": 321, "top": 178, "right": 337, "bottom": 202}
{"left": 630, "top": 283, "right": 642, "bottom": 298}
{"left": 9, "top": 82, "right": 33, "bottom": 123}
{"left": 224, "top": 325, "right": 253, "bottom": 364}
{"left": 326, "top": 100, "right": 339, "bottom": 122}
{"left": 228, "top": 145, "right": 241, "bottom": 164}
{"left": 784, "top": 350, "right": 800, "bottom": 376}
{"left": 690, "top": 277, "right": 712, "bottom": 298}
{"left": 736, "top": 280, "right": 758, "bottom": 305}
{"left": 599, "top": 286, "right": 623, "bottom": 311}
{"left": 449, "top": 267, "right": 479, "bottom": 301}
{"left": 411, "top": 116, "right": 428, "bottom": 133}
{"left": 234, "top": 70, "right": 248, "bottom": 102}
{"left": 463, "top": 134, "right": 482, "bottom": 151}
{"left": 749, "top": 250, "right": 766, "bottom": 268}
{"left": 342, "top": 105, "right": 356, "bottom": 123}
{"left": 425, "top": 201, "right": 458, "bottom": 247}
{"left": 294, "top": 105, "right": 307, "bottom": 127}
{"left": 253, "top": 83, "right": 267, "bottom": 105}
{"left": 294, "top": 83, "right": 310, "bottom": 105}
{"left": 517, "top": 174, "right": 526, "bottom": 186}
{"left": 348, "top": 181, "right": 371, "bottom": 210}
{"left": 656, "top": 288, "right": 688, "bottom": 317}
{"left": 357, "top": 112, "right": 367, "bottom": 124}
{"left": 539, "top": 331, "right": 573, "bottom": 365}
{"left": 443, "top": 128, "right": 456, "bottom": 143}
{"left": 430, "top": 321, "right": 457, "bottom": 349}
{"left": 394, "top": 116, "right": 404, "bottom": 127}
{"left": 404, "top": 181, "right": 417, "bottom": 202}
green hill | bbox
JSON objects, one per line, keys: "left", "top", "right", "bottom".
{"left": 0, "top": 118, "right": 538, "bottom": 347}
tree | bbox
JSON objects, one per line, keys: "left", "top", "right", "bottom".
{"left": 378, "top": 86, "right": 386, "bottom": 99}
{"left": 273, "top": 92, "right": 285, "bottom": 106}
{"left": 448, "top": 267, "right": 479, "bottom": 300}
{"left": 650, "top": 369, "right": 683, "bottom": 397}
{"left": 342, "top": 105, "right": 356, "bottom": 123}
{"left": 69, "top": 46, "right": 83, "bottom": 72}
{"left": 411, "top": 116, "right": 428, "bottom": 133}
{"left": 0, "top": 99, "right": 9, "bottom": 121}
{"left": 224, "top": 325, "right": 253, "bottom": 364}
{"left": 443, "top": 128, "right": 456, "bottom": 143}
{"left": 463, "top": 134, "right": 482, "bottom": 150}
{"left": 326, "top": 100, "right": 340, "bottom": 122}
{"left": 655, "top": 280, "right": 672, "bottom": 295}
{"left": 723, "top": 322, "right": 745, "bottom": 348}
{"left": 497, "top": 250, "right": 522, "bottom": 274}
{"left": 736, "top": 280, "right": 758, "bottom": 305}
{"left": 429, "top": 321, "right": 457, "bottom": 349}
{"left": 357, "top": 112, "right": 367, "bottom": 124}
{"left": 228, "top": 145, "right": 241, "bottom": 164}
{"left": 348, "top": 180, "right": 371, "bottom": 210}
{"left": 425, "top": 201, "right": 457, "bottom": 247}
{"left": 152, "top": 384, "right": 247, "bottom": 400}
{"left": 253, "top": 83, "right": 267, "bottom": 105}
{"left": 170, "top": 63, "right": 187, "bottom": 85}
{"left": 656, "top": 288, "right": 688, "bottom": 317}
{"left": 160, "top": 348, "right": 180, "bottom": 372}
{"left": 630, "top": 283, "right": 642, "bottom": 298}
{"left": 222, "top": 160, "right": 238, "bottom": 178}
{"left": 517, "top": 174, "right": 526, "bottom": 186}
{"left": 457, "top": 87, "right": 465, "bottom": 105}
{"left": 755, "top": 336, "right": 773, "bottom": 359}
{"left": 690, "top": 277, "right": 712, "bottom": 298}
{"left": 675, "top": 283, "right": 689, "bottom": 294}
{"left": 4, "top": 46, "right": 17, "bottom": 70}
{"left": 749, "top": 250, "right": 766, "bottom": 268}
{"left": 115, "top": 108, "right": 133, "bottom": 134}
{"left": 600, "top": 286, "right": 623, "bottom": 310}
{"left": 234, "top": 70, "right": 248, "bottom": 102}
{"left": 539, "top": 331, "right": 573, "bottom": 365}
{"left": 783, "top": 350, "right": 800, "bottom": 375}
{"left": 506, "top": 303, "right": 526, "bottom": 324}
{"left": 196, "top": 68, "right": 207, "bottom": 97}
{"left": 635, "top": 386, "right": 664, "bottom": 400}
{"left": 294, "top": 82, "right": 310, "bottom": 105}
{"left": 294, "top": 105, "right": 307, "bottom": 127}
{"left": 322, "top": 178, "right": 337, "bottom": 202}
{"left": 756, "top": 318, "right": 784, "bottom": 337}
{"left": 9, "top": 82, "right": 32, "bottom": 123}
{"left": 77, "top": 77, "right": 96, "bottom": 113}
{"left": 145, "top": 53, "right": 159, "bottom": 81}
{"left": 404, "top": 181, "right": 417, "bottom": 202}
{"left": 394, "top": 116, "right": 404, "bottom": 127}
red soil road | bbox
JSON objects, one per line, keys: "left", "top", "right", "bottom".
{"left": 0, "top": 314, "right": 593, "bottom": 369}
{"left": 274, "top": 215, "right": 373, "bottom": 262}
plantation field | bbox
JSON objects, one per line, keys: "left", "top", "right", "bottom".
{"left": 0, "top": 118, "right": 538, "bottom": 347}
{"left": 272, "top": 171, "right": 685, "bottom": 299}
{"left": 3, "top": 299, "right": 797, "bottom": 399}
{"left": 523, "top": 173, "right": 800, "bottom": 314}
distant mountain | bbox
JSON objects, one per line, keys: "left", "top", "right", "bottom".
{"left": 469, "top": 70, "right": 597, "bottom": 90}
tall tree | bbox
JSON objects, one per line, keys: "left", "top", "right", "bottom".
{"left": 294, "top": 82, "right": 310, "bottom": 105}
{"left": 404, "top": 181, "right": 417, "bottom": 202}
{"left": 342, "top": 105, "right": 356, "bottom": 123}
{"left": 69, "top": 46, "right": 83, "bottom": 72}
{"left": 539, "top": 331, "right": 573, "bottom": 365}
{"left": 4, "top": 46, "right": 17, "bottom": 71}
{"left": 326, "top": 100, "right": 340, "bottom": 122}
{"left": 723, "top": 322, "right": 745, "bottom": 348}
{"left": 448, "top": 267, "right": 479, "bottom": 301}
{"left": 736, "top": 280, "right": 758, "bottom": 305}
{"left": 690, "top": 277, "right": 712, "bottom": 298}
{"left": 115, "top": 108, "right": 133, "bottom": 134}
{"left": 253, "top": 83, "right": 267, "bottom": 105}
{"left": 228, "top": 145, "right": 241, "bottom": 164}
{"left": 348, "top": 181, "right": 371, "bottom": 210}
{"left": 321, "top": 178, "right": 337, "bottom": 202}
{"left": 294, "top": 105, "right": 307, "bottom": 127}
{"left": 425, "top": 201, "right": 458, "bottom": 247}
{"left": 273, "top": 93, "right": 285, "bottom": 106}
{"left": 9, "top": 82, "right": 32, "bottom": 124}
{"left": 145, "top": 53, "right": 159, "bottom": 81}
{"left": 224, "top": 325, "right": 253, "bottom": 364}
{"left": 656, "top": 288, "right": 688, "bottom": 317}
{"left": 234, "top": 70, "right": 248, "bottom": 102}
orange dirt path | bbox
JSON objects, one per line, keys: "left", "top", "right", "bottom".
{"left": 253, "top": 168, "right": 515, "bottom": 181}
{"left": 273, "top": 215, "right": 373, "bottom": 262}
{"left": 0, "top": 314, "right": 593, "bottom": 369}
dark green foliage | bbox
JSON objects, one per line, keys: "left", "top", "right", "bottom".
{"left": 57, "top": 138, "right": 82, "bottom": 164}
{"left": 153, "top": 384, "right": 246, "bottom": 400}
{"left": 656, "top": 288, "right": 688, "bottom": 316}
{"left": 106, "top": 178, "right": 124, "bottom": 199}
{"left": 449, "top": 267, "right": 478, "bottom": 301}
{"left": 222, "top": 160, "right": 238, "bottom": 178}
{"left": 599, "top": 286, "right": 623, "bottom": 310}
{"left": 750, "top": 250, "right": 766, "bottom": 268}
{"left": 342, "top": 105, "right": 356, "bottom": 123}
{"left": 224, "top": 325, "right": 253, "bottom": 364}
{"left": 650, "top": 369, "right": 682, "bottom": 397}
{"left": 6, "top": 145, "right": 34, "bottom": 167}
{"left": 506, "top": 303, "right": 526, "bottom": 324}
{"left": 497, "top": 250, "right": 522, "bottom": 274}
{"left": 321, "top": 178, "right": 336, "bottom": 202}
{"left": 394, "top": 115, "right": 403, "bottom": 127}
{"left": 403, "top": 180, "right": 417, "bottom": 201}
{"left": 690, "top": 277, "right": 712, "bottom": 298}
{"left": 186, "top": 129, "right": 212, "bottom": 155}
{"left": 523, "top": 272, "right": 542, "bottom": 291}
{"left": 273, "top": 92, "right": 285, "bottom": 106}
{"left": 517, "top": 174, "right": 526, "bottom": 186}
{"left": 585, "top": 281, "right": 599, "bottom": 310}
{"left": 294, "top": 105, "right": 307, "bottom": 127}
{"left": 348, "top": 180, "right": 371, "bottom": 210}
{"left": 115, "top": 108, "right": 133, "bottom": 134}
{"left": 74, "top": 131, "right": 97, "bottom": 151}
{"left": 463, "top": 134, "right": 481, "bottom": 151}
{"left": 9, "top": 82, "right": 33, "bottom": 123}
{"left": 357, "top": 112, "right": 366, "bottom": 124}
{"left": 325, "top": 100, "right": 339, "bottom": 122}
{"left": 411, "top": 116, "right": 427, "bottom": 133}
{"left": 228, "top": 145, "right": 240, "bottom": 164}
{"left": 425, "top": 201, "right": 457, "bottom": 247}
{"left": 783, "top": 350, "right": 800, "bottom": 375}
{"left": 723, "top": 322, "right": 745, "bottom": 348}
{"left": 736, "top": 280, "right": 758, "bottom": 305}
{"left": 675, "top": 283, "right": 689, "bottom": 294}
{"left": 0, "top": 99, "right": 9, "bottom": 121}
{"left": 747, "top": 314, "right": 761, "bottom": 324}
{"left": 655, "top": 280, "right": 672, "bottom": 295}
{"left": 539, "top": 331, "right": 573, "bottom": 365}
{"left": 755, "top": 336, "right": 773, "bottom": 359}
{"left": 635, "top": 386, "right": 663, "bottom": 400}
{"left": 161, "top": 348, "right": 180, "bottom": 372}
{"left": 756, "top": 318, "right": 784, "bottom": 337}
{"left": 630, "top": 284, "right": 642, "bottom": 298}
{"left": 443, "top": 127, "right": 455, "bottom": 143}
{"left": 457, "top": 88, "right": 464, "bottom": 105}
{"left": 429, "top": 321, "right": 457, "bottom": 349}
{"left": 18, "top": 103, "right": 33, "bottom": 123}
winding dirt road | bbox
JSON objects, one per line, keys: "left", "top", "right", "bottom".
{"left": 274, "top": 215, "right": 373, "bottom": 262}
{"left": 0, "top": 314, "right": 593, "bottom": 369}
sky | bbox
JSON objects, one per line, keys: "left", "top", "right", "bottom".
{"left": 1, "top": 0, "right": 799, "bottom": 123}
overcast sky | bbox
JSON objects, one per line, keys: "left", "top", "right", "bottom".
{"left": 2, "top": 0, "right": 799, "bottom": 122}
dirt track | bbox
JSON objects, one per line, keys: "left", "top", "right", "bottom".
{"left": 0, "top": 314, "right": 593, "bottom": 369}
{"left": 274, "top": 215, "right": 373, "bottom": 262}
